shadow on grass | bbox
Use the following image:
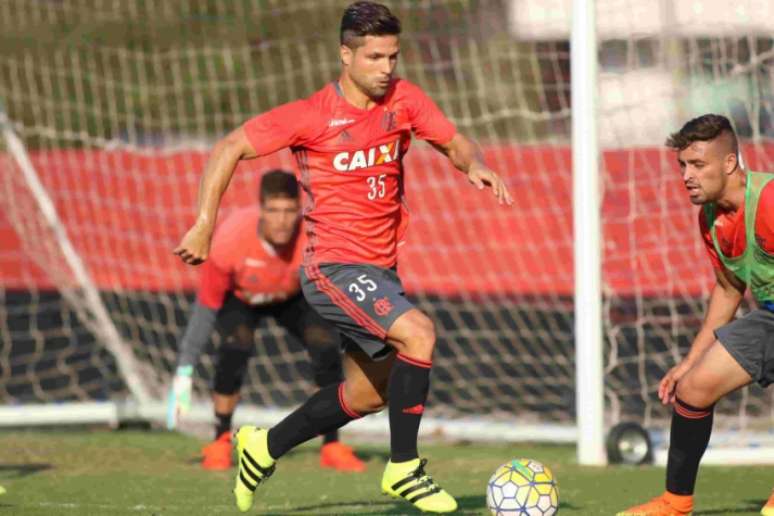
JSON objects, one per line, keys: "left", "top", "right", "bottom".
{"left": 0, "top": 463, "right": 52, "bottom": 479}
{"left": 694, "top": 498, "right": 765, "bottom": 515}
{"left": 256, "top": 494, "right": 579, "bottom": 515}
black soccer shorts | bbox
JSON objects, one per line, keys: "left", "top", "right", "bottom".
{"left": 715, "top": 308, "right": 774, "bottom": 387}
{"left": 300, "top": 263, "right": 415, "bottom": 360}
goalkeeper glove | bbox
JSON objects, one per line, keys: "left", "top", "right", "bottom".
{"left": 166, "top": 365, "right": 193, "bottom": 430}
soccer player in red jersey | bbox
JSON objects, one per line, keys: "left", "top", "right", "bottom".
{"left": 174, "top": 2, "right": 512, "bottom": 512}
{"left": 618, "top": 115, "right": 774, "bottom": 516}
{"left": 167, "top": 170, "right": 364, "bottom": 473}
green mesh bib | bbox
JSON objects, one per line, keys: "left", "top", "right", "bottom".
{"left": 703, "top": 171, "right": 774, "bottom": 306}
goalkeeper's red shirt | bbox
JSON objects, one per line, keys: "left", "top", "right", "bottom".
{"left": 197, "top": 206, "right": 304, "bottom": 310}
{"left": 699, "top": 180, "right": 774, "bottom": 270}
{"left": 242, "top": 78, "right": 456, "bottom": 268}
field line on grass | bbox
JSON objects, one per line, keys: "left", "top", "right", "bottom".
{"left": 35, "top": 501, "right": 233, "bottom": 511}
{"left": 34, "top": 501, "right": 382, "bottom": 513}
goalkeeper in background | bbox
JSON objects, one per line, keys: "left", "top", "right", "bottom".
{"left": 167, "top": 169, "right": 364, "bottom": 473}
{"left": 618, "top": 115, "right": 774, "bottom": 516}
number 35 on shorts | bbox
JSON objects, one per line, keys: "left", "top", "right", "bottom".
{"left": 348, "top": 274, "right": 377, "bottom": 302}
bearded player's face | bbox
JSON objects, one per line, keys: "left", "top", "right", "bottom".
{"left": 677, "top": 139, "right": 736, "bottom": 205}
{"left": 342, "top": 35, "right": 399, "bottom": 99}
{"left": 260, "top": 196, "right": 300, "bottom": 247}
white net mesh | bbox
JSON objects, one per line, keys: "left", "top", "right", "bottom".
{"left": 1, "top": 0, "right": 773, "bottom": 439}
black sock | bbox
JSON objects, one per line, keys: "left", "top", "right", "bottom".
{"left": 322, "top": 430, "right": 339, "bottom": 444}
{"left": 267, "top": 383, "right": 359, "bottom": 459}
{"left": 388, "top": 354, "right": 431, "bottom": 463}
{"left": 215, "top": 411, "right": 233, "bottom": 440}
{"left": 310, "top": 349, "right": 342, "bottom": 447}
{"left": 666, "top": 397, "right": 714, "bottom": 495}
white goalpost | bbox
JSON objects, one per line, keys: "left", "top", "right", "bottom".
{"left": 571, "top": 0, "right": 605, "bottom": 466}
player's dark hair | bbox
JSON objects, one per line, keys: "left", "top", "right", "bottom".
{"left": 259, "top": 169, "right": 298, "bottom": 202}
{"left": 666, "top": 114, "right": 738, "bottom": 156}
{"left": 340, "top": 1, "right": 401, "bottom": 49}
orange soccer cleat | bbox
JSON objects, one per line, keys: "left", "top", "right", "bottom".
{"left": 761, "top": 487, "right": 774, "bottom": 516}
{"left": 617, "top": 492, "right": 693, "bottom": 516}
{"left": 202, "top": 431, "right": 233, "bottom": 470}
{"left": 319, "top": 442, "right": 366, "bottom": 472}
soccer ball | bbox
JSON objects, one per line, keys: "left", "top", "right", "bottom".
{"left": 486, "top": 458, "right": 558, "bottom": 515}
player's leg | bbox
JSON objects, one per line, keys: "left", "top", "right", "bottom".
{"left": 276, "top": 295, "right": 365, "bottom": 471}
{"left": 233, "top": 347, "right": 389, "bottom": 512}
{"left": 268, "top": 346, "right": 391, "bottom": 458}
{"left": 620, "top": 309, "right": 774, "bottom": 515}
{"left": 234, "top": 263, "right": 455, "bottom": 512}
{"left": 383, "top": 308, "right": 435, "bottom": 462}
{"left": 378, "top": 308, "right": 456, "bottom": 513}
{"left": 204, "top": 296, "right": 258, "bottom": 470}
{"left": 302, "top": 264, "right": 456, "bottom": 512}
{"left": 618, "top": 345, "right": 752, "bottom": 516}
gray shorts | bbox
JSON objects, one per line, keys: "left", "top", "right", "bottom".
{"left": 300, "top": 263, "right": 415, "bottom": 360}
{"left": 716, "top": 308, "right": 774, "bottom": 387}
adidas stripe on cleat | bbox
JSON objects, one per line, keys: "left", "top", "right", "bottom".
{"left": 381, "top": 458, "right": 457, "bottom": 513}
{"left": 233, "top": 426, "right": 276, "bottom": 512}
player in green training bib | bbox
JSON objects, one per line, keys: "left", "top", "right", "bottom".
{"left": 619, "top": 114, "right": 774, "bottom": 516}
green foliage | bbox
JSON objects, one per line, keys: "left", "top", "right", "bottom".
{"left": 0, "top": 1, "right": 552, "bottom": 148}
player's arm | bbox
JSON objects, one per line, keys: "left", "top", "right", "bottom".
{"left": 431, "top": 134, "right": 513, "bottom": 205}
{"left": 173, "top": 128, "right": 257, "bottom": 265}
{"left": 167, "top": 260, "right": 230, "bottom": 429}
{"left": 404, "top": 81, "right": 512, "bottom": 206}
{"left": 686, "top": 268, "right": 745, "bottom": 363}
{"left": 174, "top": 99, "right": 316, "bottom": 265}
{"left": 166, "top": 303, "right": 218, "bottom": 430}
{"left": 658, "top": 267, "right": 745, "bottom": 404}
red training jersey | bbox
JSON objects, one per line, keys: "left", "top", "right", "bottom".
{"left": 242, "top": 78, "right": 456, "bottom": 268}
{"left": 699, "top": 180, "right": 774, "bottom": 272}
{"left": 197, "top": 206, "right": 304, "bottom": 310}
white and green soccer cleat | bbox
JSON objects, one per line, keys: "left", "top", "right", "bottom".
{"left": 233, "top": 426, "right": 276, "bottom": 512}
{"left": 381, "top": 458, "right": 458, "bottom": 513}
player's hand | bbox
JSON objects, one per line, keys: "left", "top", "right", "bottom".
{"left": 658, "top": 359, "right": 694, "bottom": 405}
{"left": 173, "top": 223, "right": 213, "bottom": 265}
{"left": 467, "top": 164, "right": 513, "bottom": 206}
{"left": 166, "top": 365, "right": 193, "bottom": 430}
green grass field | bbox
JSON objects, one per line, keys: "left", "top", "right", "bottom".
{"left": 0, "top": 429, "right": 770, "bottom": 515}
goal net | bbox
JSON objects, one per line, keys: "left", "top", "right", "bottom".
{"left": 1, "top": 0, "right": 773, "bottom": 450}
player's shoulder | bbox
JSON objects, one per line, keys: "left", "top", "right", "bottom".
{"left": 304, "top": 82, "right": 340, "bottom": 115}
{"left": 267, "top": 84, "right": 332, "bottom": 118}
{"left": 388, "top": 77, "right": 428, "bottom": 101}
{"left": 756, "top": 173, "right": 774, "bottom": 215}
{"left": 759, "top": 173, "right": 774, "bottom": 199}
{"left": 275, "top": 83, "right": 338, "bottom": 136}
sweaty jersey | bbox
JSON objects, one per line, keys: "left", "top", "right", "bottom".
{"left": 242, "top": 78, "right": 456, "bottom": 268}
{"left": 197, "top": 206, "right": 304, "bottom": 310}
{"left": 699, "top": 178, "right": 774, "bottom": 273}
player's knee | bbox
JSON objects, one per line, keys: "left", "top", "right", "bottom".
{"left": 224, "top": 325, "right": 254, "bottom": 352}
{"left": 675, "top": 374, "right": 717, "bottom": 409}
{"left": 344, "top": 382, "right": 387, "bottom": 415}
{"left": 214, "top": 347, "right": 250, "bottom": 395}
{"left": 352, "top": 392, "right": 387, "bottom": 414}
{"left": 400, "top": 315, "right": 436, "bottom": 358}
